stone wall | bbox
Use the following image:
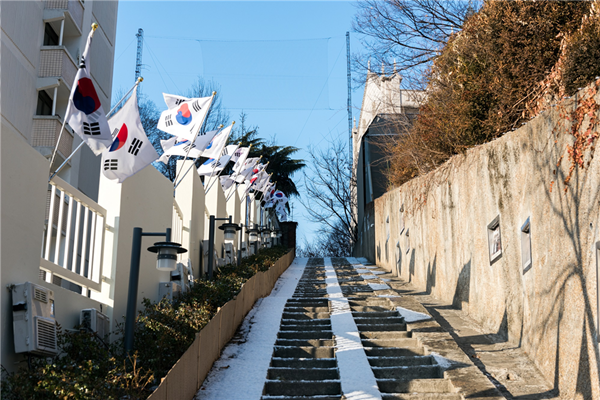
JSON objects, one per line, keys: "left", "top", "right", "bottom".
{"left": 372, "top": 84, "right": 600, "bottom": 397}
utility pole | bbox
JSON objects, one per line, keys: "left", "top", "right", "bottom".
{"left": 346, "top": 32, "right": 352, "bottom": 166}
{"left": 135, "top": 28, "right": 144, "bottom": 84}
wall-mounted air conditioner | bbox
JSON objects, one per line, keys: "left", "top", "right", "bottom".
{"left": 159, "top": 282, "right": 182, "bottom": 301}
{"left": 12, "top": 282, "right": 58, "bottom": 356}
{"left": 80, "top": 308, "right": 110, "bottom": 339}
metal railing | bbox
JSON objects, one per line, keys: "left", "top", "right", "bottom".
{"left": 41, "top": 175, "right": 106, "bottom": 293}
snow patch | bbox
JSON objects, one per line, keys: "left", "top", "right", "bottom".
{"left": 431, "top": 352, "right": 453, "bottom": 369}
{"left": 368, "top": 283, "right": 391, "bottom": 291}
{"left": 360, "top": 274, "right": 378, "bottom": 280}
{"left": 396, "top": 306, "right": 432, "bottom": 323}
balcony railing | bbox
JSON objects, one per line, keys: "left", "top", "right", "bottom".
{"left": 44, "top": 0, "right": 83, "bottom": 31}
{"left": 32, "top": 116, "right": 74, "bottom": 160}
{"left": 39, "top": 47, "right": 77, "bottom": 88}
{"left": 41, "top": 175, "right": 106, "bottom": 294}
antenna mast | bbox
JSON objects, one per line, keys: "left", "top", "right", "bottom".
{"left": 346, "top": 32, "right": 352, "bottom": 165}
{"left": 135, "top": 28, "right": 144, "bottom": 82}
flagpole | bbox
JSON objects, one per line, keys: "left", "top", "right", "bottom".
{"left": 173, "top": 123, "right": 224, "bottom": 190}
{"left": 48, "top": 22, "right": 98, "bottom": 178}
{"left": 204, "top": 143, "right": 240, "bottom": 195}
{"left": 173, "top": 92, "right": 216, "bottom": 190}
{"left": 225, "top": 144, "right": 253, "bottom": 200}
{"left": 49, "top": 76, "right": 143, "bottom": 181}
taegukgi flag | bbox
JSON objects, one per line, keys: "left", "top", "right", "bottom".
{"left": 157, "top": 93, "right": 214, "bottom": 141}
{"left": 197, "top": 144, "right": 239, "bottom": 177}
{"left": 157, "top": 128, "right": 220, "bottom": 163}
{"left": 66, "top": 25, "right": 112, "bottom": 155}
{"left": 201, "top": 123, "right": 233, "bottom": 159}
{"left": 101, "top": 86, "right": 159, "bottom": 183}
{"left": 235, "top": 157, "right": 260, "bottom": 183}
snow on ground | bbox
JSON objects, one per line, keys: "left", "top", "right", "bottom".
{"left": 325, "top": 258, "right": 382, "bottom": 400}
{"left": 371, "top": 270, "right": 385, "bottom": 275}
{"left": 431, "top": 352, "right": 453, "bottom": 369}
{"left": 195, "top": 258, "right": 309, "bottom": 400}
{"left": 368, "top": 282, "right": 391, "bottom": 291}
{"left": 360, "top": 274, "right": 378, "bottom": 280}
{"left": 395, "top": 306, "right": 432, "bottom": 323}
{"left": 356, "top": 268, "right": 372, "bottom": 274}
{"left": 357, "top": 257, "right": 370, "bottom": 264}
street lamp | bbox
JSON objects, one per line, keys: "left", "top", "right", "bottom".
{"left": 271, "top": 229, "right": 279, "bottom": 246}
{"left": 125, "top": 227, "right": 187, "bottom": 355}
{"left": 247, "top": 224, "right": 259, "bottom": 255}
{"left": 207, "top": 215, "right": 239, "bottom": 280}
{"left": 261, "top": 226, "right": 271, "bottom": 247}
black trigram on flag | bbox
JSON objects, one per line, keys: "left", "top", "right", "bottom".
{"left": 174, "top": 98, "right": 185, "bottom": 106}
{"left": 79, "top": 57, "right": 86, "bottom": 69}
{"left": 111, "top": 128, "right": 120, "bottom": 138}
{"left": 192, "top": 100, "right": 201, "bottom": 112}
{"left": 165, "top": 114, "right": 173, "bottom": 127}
{"left": 183, "top": 142, "right": 196, "bottom": 152}
{"left": 83, "top": 122, "right": 101, "bottom": 135}
{"left": 104, "top": 159, "right": 118, "bottom": 170}
{"left": 128, "top": 138, "right": 142, "bottom": 155}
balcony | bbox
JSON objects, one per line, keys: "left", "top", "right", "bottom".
{"left": 39, "top": 46, "right": 77, "bottom": 89}
{"left": 32, "top": 115, "right": 74, "bottom": 160}
{"left": 44, "top": 0, "right": 83, "bottom": 34}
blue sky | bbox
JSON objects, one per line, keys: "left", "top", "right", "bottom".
{"left": 112, "top": 1, "right": 365, "bottom": 244}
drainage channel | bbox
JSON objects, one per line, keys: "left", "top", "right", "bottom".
{"left": 332, "top": 257, "right": 463, "bottom": 400}
{"left": 262, "top": 258, "right": 341, "bottom": 400}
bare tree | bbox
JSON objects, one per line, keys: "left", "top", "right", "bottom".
{"left": 353, "top": 0, "right": 480, "bottom": 85}
{"left": 186, "top": 77, "right": 230, "bottom": 132}
{"left": 301, "top": 139, "right": 357, "bottom": 255}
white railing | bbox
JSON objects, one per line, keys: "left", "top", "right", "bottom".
{"left": 40, "top": 175, "right": 106, "bottom": 293}
{"left": 172, "top": 199, "right": 184, "bottom": 248}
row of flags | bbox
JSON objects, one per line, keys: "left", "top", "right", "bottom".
{"left": 60, "top": 27, "right": 289, "bottom": 221}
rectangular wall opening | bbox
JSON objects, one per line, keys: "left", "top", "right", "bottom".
{"left": 521, "top": 217, "right": 532, "bottom": 274}
{"left": 487, "top": 215, "right": 502, "bottom": 265}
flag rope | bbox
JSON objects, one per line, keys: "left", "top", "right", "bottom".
{"left": 49, "top": 77, "right": 143, "bottom": 182}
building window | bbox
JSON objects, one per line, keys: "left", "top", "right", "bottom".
{"left": 521, "top": 218, "right": 532, "bottom": 273}
{"left": 43, "top": 23, "right": 59, "bottom": 46}
{"left": 487, "top": 216, "right": 502, "bottom": 264}
{"left": 36, "top": 90, "right": 53, "bottom": 116}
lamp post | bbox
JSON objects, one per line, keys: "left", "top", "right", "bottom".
{"left": 261, "top": 226, "right": 271, "bottom": 248}
{"left": 207, "top": 215, "right": 239, "bottom": 280}
{"left": 247, "top": 224, "right": 259, "bottom": 255}
{"left": 237, "top": 223, "right": 244, "bottom": 266}
{"left": 125, "top": 227, "right": 187, "bottom": 355}
{"left": 271, "top": 229, "right": 279, "bottom": 246}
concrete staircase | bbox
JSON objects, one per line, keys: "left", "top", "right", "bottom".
{"left": 261, "top": 258, "right": 463, "bottom": 400}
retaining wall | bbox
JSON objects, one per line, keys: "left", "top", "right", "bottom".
{"left": 372, "top": 85, "right": 600, "bottom": 397}
{"left": 147, "top": 249, "right": 296, "bottom": 400}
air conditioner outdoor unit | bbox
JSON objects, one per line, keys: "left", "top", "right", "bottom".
{"left": 159, "top": 282, "right": 182, "bottom": 301}
{"left": 80, "top": 309, "right": 110, "bottom": 339}
{"left": 12, "top": 282, "right": 58, "bottom": 356}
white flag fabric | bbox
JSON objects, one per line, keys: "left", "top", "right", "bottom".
{"left": 273, "top": 190, "right": 289, "bottom": 204}
{"left": 163, "top": 93, "right": 190, "bottom": 110}
{"left": 276, "top": 201, "right": 288, "bottom": 221}
{"left": 65, "top": 28, "right": 112, "bottom": 155}
{"left": 157, "top": 94, "right": 213, "bottom": 141}
{"left": 102, "top": 87, "right": 159, "bottom": 183}
{"left": 197, "top": 144, "right": 238, "bottom": 177}
{"left": 201, "top": 123, "right": 233, "bottom": 159}
{"left": 220, "top": 175, "right": 235, "bottom": 191}
{"left": 158, "top": 128, "right": 220, "bottom": 163}
{"left": 230, "top": 146, "right": 249, "bottom": 165}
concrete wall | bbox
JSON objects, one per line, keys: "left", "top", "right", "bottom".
{"left": 372, "top": 86, "right": 600, "bottom": 397}
{"left": 98, "top": 166, "right": 175, "bottom": 333}
{"left": 1, "top": 129, "right": 104, "bottom": 371}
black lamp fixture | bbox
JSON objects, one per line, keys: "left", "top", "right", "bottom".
{"left": 125, "top": 227, "right": 187, "bottom": 355}
{"left": 246, "top": 223, "right": 260, "bottom": 254}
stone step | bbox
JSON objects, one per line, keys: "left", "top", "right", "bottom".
{"left": 356, "top": 323, "right": 407, "bottom": 331}
{"left": 282, "top": 312, "right": 331, "bottom": 320}
{"left": 381, "top": 393, "right": 463, "bottom": 400}
{"left": 287, "top": 301, "right": 329, "bottom": 307}
{"left": 368, "top": 355, "right": 435, "bottom": 367}
{"left": 353, "top": 316, "right": 405, "bottom": 325}
{"left": 376, "top": 379, "right": 455, "bottom": 394}
{"left": 270, "top": 357, "right": 337, "bottom": 369}
{"left": 278, "top": 331, "right": 333, "bottom": 340}
{"left": 267, "top": 367, "right": 340, "bottom": 380}
{"left": 361, "top": 338, "right": 420, "bottom": 348}
{"left": 275, "top": 338, "right": 336, "bottom": 347}
{"left": 273, "top": 346, "right": 335, "bottom": 358}
{"left": 351, "top": 306, "right": 391, "bottom": 312}
{"left": 364, "top": 347, "right": 428, "bottom": 357}
{"left": 360, "top": 331, "right": 412, "bottom": 339}
{"left": 373, "top": 365, "right": 443, "bottom": 380}
{"left": 349, "top": 299, "right": 390, "bottom": 306}
{"left": 263, "top": 380, "right": 341, "bottom": 397}
{"left": 352, "top": 311, "right": 399, "bottom": 318}
{"left": 280, "top": 320, "right": 331, "bottom": 329}
{"left": 284, "top": 306, "right": 330, "bottom": 313}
